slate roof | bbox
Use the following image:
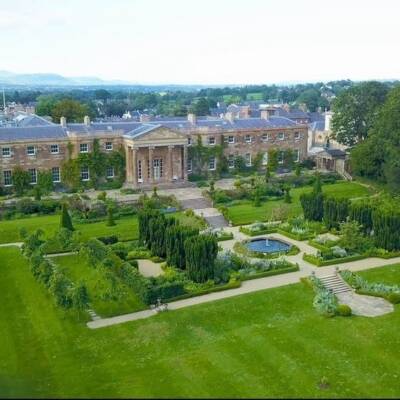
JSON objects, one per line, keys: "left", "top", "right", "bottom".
{"left": 0, "top": 126, "right": 67, "bottom": 142}
{"left": 14, "top": 114, "right": 54, "bottom": 127}
{"left": 309, "top": 120, "right": 325, "bottom": 131}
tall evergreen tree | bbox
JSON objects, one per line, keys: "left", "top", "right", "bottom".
{"left": 60, "top": 203, "right": 74, "bottom": 231}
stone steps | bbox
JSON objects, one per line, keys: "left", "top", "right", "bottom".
{"left": 319, "top": 274, "right": 352, "bottom": 294}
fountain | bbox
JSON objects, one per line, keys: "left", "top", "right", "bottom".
{"left": 265, "top": 238, "right": 269, "bottom": 247}
{"left": 245, "top": 237, "right": 291, "bottom": 254}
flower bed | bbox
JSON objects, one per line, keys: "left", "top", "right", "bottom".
{"left": 239, "top": 221, "right": 280, "bottom": 236}
{"left": 303, "top": 253, "right": 366, "bottom": 267}
{"left": 278, "top": 217, "right": 327, "bottom": 241}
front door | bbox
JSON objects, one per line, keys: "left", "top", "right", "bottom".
{"left": 153, "top": 158, "right": 163, "bottom": 180}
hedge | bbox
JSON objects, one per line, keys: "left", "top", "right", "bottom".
{"left": 240, "top": 264, "right": 299, "bottom": 281}
{"left": 239, "top": 226, "right": 278, "bottom": 236}
{"left": 302, "top": 253, "right": 367, "bottom": 266}
{"left": 277, "top": 228, "right": 315, "bottom": 241}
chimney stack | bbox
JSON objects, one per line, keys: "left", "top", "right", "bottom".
{"left": 325, "top": 111, "right": 333, "bottom": 132}
{"left": 225, "top": 112, "right": 235, "bottom": 123}
{"left": 84, "top": 115, "right": 91, "bottom": 126}
{"left": 260, "top": 110, "right": 270, "bottom": 120}
{"left": 60, "top": 116, "right": 67, "bottom": 128}
{"left": 187, "top": 113, "right": 197, "bottom": 125}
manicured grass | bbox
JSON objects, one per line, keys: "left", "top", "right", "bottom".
{"left": 0, "top": 211, "right": 201, "bottom": 244}
{"left": 226, "top": 181, "right": 371, "bottom": 225}
{"left": 1, "top": 246, "right": 400, "bottom": 398}
{"left": 358, "top": 263, "right": 400, "bottom": 285}
{"left": 53, "top": 254, "right": 145, "bottom": 317}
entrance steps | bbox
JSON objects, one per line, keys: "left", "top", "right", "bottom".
{"left": 318, "top": 274, "right": 352, "bottom": 294}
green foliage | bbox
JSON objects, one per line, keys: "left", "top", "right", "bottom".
{"left": 284, "top": 188, "right": 292, "bottom": 203}
{"left": 331, "top": 81, "right": 388, "bottom": 145}
{"left": 323, "top": 197, "right": 349, "bottom": 230}
{"left": 49, "top": 270, "right": 74, "bottom": 308}
{"left": 188, "top": 136, "right": 223, "bottom": 178}
{"left": 339, "top": 220, "right": 371, "bottom": 253}
{"left": 337, "top": 304, "right": 352, "bottom": 316}
{"left": 300, "top": 192, "right": 324, "bottom": 221}
{"left": 50, "top": 98, "right": 93, "bottom": 122}
{"left": 37, "top": 170, "right": 54, "bottom": 194}
{"left": 60, "top": 203, "right": 74, "bottom": 231}
{"left": 267, "top": 149, "right": 278, "bottom": 172}
{"left": 165, "top": 225, "right": 199, "bottom": 269}
{"left": 349, "top": 200, "right": 375, "bottom": 233}
{"left": 106, "top": 206, "right": 116, "bottom": 227}
{"left": 309, "top": 275, "right": 338, "bottom": 317}
{"left": 372, "top": 207, "right": 400, "bottom": 251}
{"left": 184, "top": 234, "right": 218, "bottom": 283}
{"left": 387, "top": 292, "right": 400, "bottom": 304}
{"left": 71, "top": 281, "right": 90, "bottom": 310}
{"left": 12, "top": 166, "right": 31, "bottom": 196}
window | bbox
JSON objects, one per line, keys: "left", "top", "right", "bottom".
{"left": 228, "top": 154, "right": 235, "bottom": 169}
{"left": 278, "top": 132, "right": 285, "bottom": 140}
{"left": 106, "top": 166, "right": 114, "bottom": 178}
{"left": 262, "top": 152, "right": 268, "bottom": 166}
{"left": 80, "top": 143, "right": 89, "bottom": 153}
{"left": 261, "top": 134, "right": 269, "bottom": 142}
{"left": 26, "top": 145, "right": 36, "bottom": 156}
{"left": 209, "top": 156, "right": 216, "bottom": 170}
{"left": 52, "top": 167, "right": 60, "bottom": 183}
{"left": 278, "top": 151, "right": 285, "bottom": 164}
{"left": 50, "top": 144, "right": 59, "bottom": 154}
{"left": 245, "top": 153, "right": 252, "bottom": 166}
{"left": 138, "top": 160, "right": 142, "bottom": 181}
{"left": 3, "top": 170, "right": 12, "bottom": 186}
{"left": 105, "top": 142, "right": 113, "bottom": 151}
{"left": 294, "top": 149, "right": 300, "bottom": 162}
{"left": 228, "top": 135, "right": 235, "bottom": 144}
{"left": 187, "top": 137, "right": 192, "bottom": 146}
{"left": 187, "top": 158, "right": 193, "bottom": 172}
{"left": 208, "top": 136, "right": 216, "bottom": 145}
{"left": 294, "top": 132, "right": 300, "bottom": 140}
{"left": 245, "top": 135, "right": 252, "bottom": 143}
{"left": 153, "top": 159, "right": 163, "bottom": 179}
{"left": 81, "top": 166, "right": 90, "bottom": 181}
{"left": 28, "top": 168, "right": 37, "bottom": 184}
{"left": 2, "top": 147, "right": 11, "bottom": 157}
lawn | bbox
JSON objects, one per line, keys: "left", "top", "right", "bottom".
{"left": 358, "top": 263, "right": 400, "bottom": 285}
{"left": 0, "top": 211, "right": 202, "bottom": 244}
{"left": 53, "top": 254, "right": 145, "bottom": 317}
{"left": 226, "top": 181, "right": 371, "bottom": 225}
{"left": 1, "top": 246, "right": 400, "bottom": 398}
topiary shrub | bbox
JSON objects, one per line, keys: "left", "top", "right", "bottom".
{"left": 387, "top": 292, "right": 400, "bottom": 304}
{"left": 337, "top": 304, "right": 352, "bottom": 316}
{"left": 97, "top": 235, "right": 118, "bottom": 245}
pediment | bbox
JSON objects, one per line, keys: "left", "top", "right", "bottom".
{"left": 135, "top": 126, "right": 186, "bottom": 141}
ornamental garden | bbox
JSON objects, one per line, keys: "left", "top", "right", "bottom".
{"left": 1, "top": 169, "right": 400, "bottom": 398}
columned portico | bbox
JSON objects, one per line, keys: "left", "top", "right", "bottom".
{"left": 123, "top": 125, "right": 188, "bottom": 188}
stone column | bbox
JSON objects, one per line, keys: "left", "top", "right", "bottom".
{"left": 148, "top": 146, "right": 154, "bottom": 183}
{"left": 167, "top": 145, "right": 174, "bottom": 181}
{"left": 182, "top": 145, "right": 188, "bottom": 180}
{"left": 132, "top": 147, "right": 137, "bottom": 186}
{"left": 125, "top": 145, "right": 133, "bottom": 184}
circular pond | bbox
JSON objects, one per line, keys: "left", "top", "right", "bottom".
{"left": 245, "top": 238, "right": 291, "bottom": 254}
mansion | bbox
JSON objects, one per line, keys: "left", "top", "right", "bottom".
{"left": 0, "top": 111, "right": 308, "bottom": 189}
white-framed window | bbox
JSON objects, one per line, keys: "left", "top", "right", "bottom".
{"left": 50, "top": 144, "right": 59, "bottom": 154}
{"left": 3, "top": 170, "right": 12, "bottom": 186}
{"left": 26, "top": 145, "right": 36, "bottom": 156}
{"left": 278, "top": 132, "right": 285, "bottom": 140}
{"left": 294, "top": 149, "right": 300, "bottom": 162}
{"left": 262, "top": 152, "right": 268, "bottom": 166}
{"left": 52, "top": 167, "right": 60, "bottom": 183}
{"left": 278, "top": 151, "right": 285, "bottom": 164}
{"left": 294, "top": 132, "right": 300, "bottom": 140}
{"left": 2, "top": 147, "right": 11, "bottom": 157}
{"left": 209, "top": 156, "right": 216, "bottom": 170}
{"left": 28, "top": 168, "right": 37, "bottom": 184}
{"left": 187, "top": 137, "right": 192, "bottom": 146}
{"left": 187, "top": 158, "right": 192, "bottom": 172}
{"left": 81, "top": 166, "right": 90, "bottom": 181}
{"left": 228, "top": 135, "right": 235, "bottom": 144}
{"left": 261, "top": 134, "right": 269, "bottom": 142}
{"left": 105, "top": 142, "right": 113, "bottom": 151}
{"left": 245, "top": 153, "right": 252, "bottom": 166}
{"left": 245, "top": 135, "right": 252, "bottom": 143}
{"left": 228, "top": 154, "right": 235, "bottom": 169}
{"left": 106, "top": 166, "right": 114, "bottom": 178}
{"left": 208, "top": 136, "right": 216, "bottom": 145}
{"left": 80, "top": 143, "right": 89, "bottom": 153}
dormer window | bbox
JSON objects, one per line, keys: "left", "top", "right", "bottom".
{"left": 26, "top": 146, "right": 36, "bottom": 156}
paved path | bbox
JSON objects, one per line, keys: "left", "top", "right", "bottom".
{"left": 138, "top": 259, "right": 164, "bottom": 277}
{"left": 0, "top": 242, "right": 23, "bottom": 247}
{"left": 336, "top": 292, "right": 394, "bottom": 317}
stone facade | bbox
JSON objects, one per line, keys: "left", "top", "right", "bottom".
{"left": 0, "top": 114, "right": 308, "bottom": 188}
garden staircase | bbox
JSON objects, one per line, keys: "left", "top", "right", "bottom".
{"left": 318, "top": 273, "right": 352, "bottom": 294}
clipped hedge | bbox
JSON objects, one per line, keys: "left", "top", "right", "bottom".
{"left": 239, "top": 226, "right": 278, "bottom": 236}
{"left": 240, "top": 264, "right": 299, "bottom": 281}
{"left": 302, "top": 253, "right": 366, "bottom": 266}
{"left": 277, "top": 228, "right": 315, "bottom": 241}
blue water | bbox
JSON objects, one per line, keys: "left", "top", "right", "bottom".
{"left": 246, "top": 238, "right": 291, "bottom": 253}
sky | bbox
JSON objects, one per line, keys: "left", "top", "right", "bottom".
{"left": 0, "top": 0, "right": 399, "bottom": 85}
